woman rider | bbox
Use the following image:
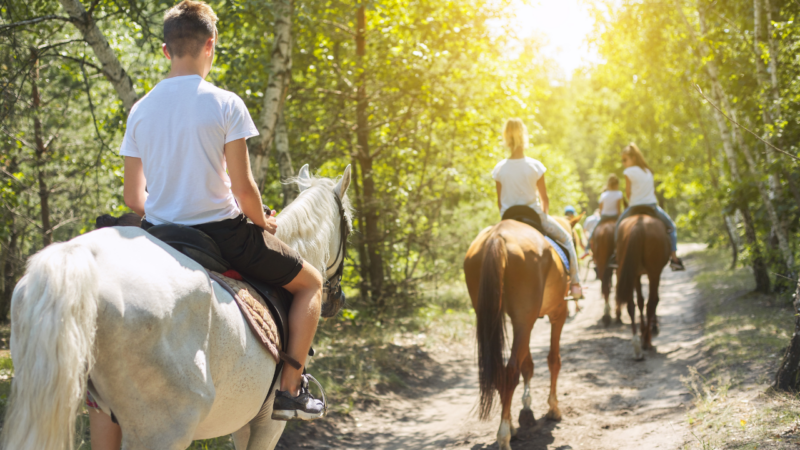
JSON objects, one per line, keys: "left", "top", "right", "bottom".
{"left": 615, "top": 143, "right": 685, "bottom": 271}
{"left": 492, "top": 119, "right": 584, "bottom": 299}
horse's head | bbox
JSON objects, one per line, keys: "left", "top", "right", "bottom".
{"left": 278, "top": 164, "right": 353, "bottom": 318}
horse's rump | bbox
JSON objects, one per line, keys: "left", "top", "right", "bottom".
{"left": 616, "top": 215, "right": 669, "bottom": 303}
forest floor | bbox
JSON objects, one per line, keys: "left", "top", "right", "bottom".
{"left": 276, "top": 244, "right": 800, "bottom": 450}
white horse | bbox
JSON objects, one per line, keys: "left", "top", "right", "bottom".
{"left": 1, "top": 164, "right": 352, "bottom": 450}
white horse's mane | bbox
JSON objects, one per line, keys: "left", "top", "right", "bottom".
{"left": 275, "top": 175, "right": 353, "bottom": 276}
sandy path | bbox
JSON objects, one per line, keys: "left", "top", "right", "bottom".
{"left": 280, "top": 244, "right": 706, "bottom": 449}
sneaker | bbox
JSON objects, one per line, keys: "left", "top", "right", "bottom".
{"left": 670, "top": 258, "right": 686, "bottom": 271}
{"left": 569, "top": 284, "right": 584, "bottom": 300}
{"left": 272, "top": 374, "right": 327, "bottom": 421}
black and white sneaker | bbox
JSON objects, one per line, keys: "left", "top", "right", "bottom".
{"left": 272, "top": 374, "right": 327, "bottom": 421}
{"left": 670, "top": 258, "right": 686, "bottom": 271}
{"left": 607, "top": 253, "right": 618, "bottom": 269}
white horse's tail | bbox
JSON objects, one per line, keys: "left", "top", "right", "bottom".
{"left": 1, "top": 241, "right": 99, "bottom": 450}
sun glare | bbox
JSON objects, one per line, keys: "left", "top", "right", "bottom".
{"left": 507, "top": 0, "right": 597, "bottom": 77}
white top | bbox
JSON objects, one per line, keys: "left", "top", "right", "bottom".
{"left": 623, "top": 166, "right": 658, "bottom": 206}
{"left": 119, "top": 75, "right": 259, "bottom": 225}
{"left": 491, "top": 157, "right": 547, "bottom": 216}
{"left": 599, "top": 190, "right": 623, "bottom": 216}
{"left": 584, "top": 213, "right": 600, "bottom": 236}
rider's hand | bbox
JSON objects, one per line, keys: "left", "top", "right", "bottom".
{"left": 263, "top": 209, "right": 277, "bottom": 235}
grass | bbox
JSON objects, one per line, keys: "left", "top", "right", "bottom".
{"left": 682, "top": 246, "right": 800, "bottom": 449}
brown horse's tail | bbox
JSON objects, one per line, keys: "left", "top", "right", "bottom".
{"left": 476, "top": 233, "right": 507, "bottom": 420}
{"left": 616, "top": 218, "right": 644, "bottom": 304}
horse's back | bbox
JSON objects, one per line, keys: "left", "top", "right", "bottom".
{"left": 464, "top": 220, "right": 566, "bottom": 318}
{"left": 617, "top": 214, "right": 669, "bottom": 272}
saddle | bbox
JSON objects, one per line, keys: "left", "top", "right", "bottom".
{"left": 501, "top": 205, "right": 570, "bottom": 272}
{"left": 95, "top": 216, "right": 295, "bottom": 395}
{"left": 626, "top": 205, "right": 658, "bottom": 220}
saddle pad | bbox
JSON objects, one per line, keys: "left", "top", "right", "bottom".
{"left": 209, "top": 271, "right": 281, "bottom": 364}
{"left": 545, "top": 236, "right": 570, "bottom": 273}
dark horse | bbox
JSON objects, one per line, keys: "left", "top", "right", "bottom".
{"left": 591, "top": 219, "right": 621, "bottom": 325}
{"left": 616, "top": 213, "right": 670, "bottom": 360}
{"left": 464, "top": 217, "right": 573, "bottom": 450}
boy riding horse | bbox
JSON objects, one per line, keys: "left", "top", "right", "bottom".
{"left": 93, "top": 1, "right": 325, "bottom": 447}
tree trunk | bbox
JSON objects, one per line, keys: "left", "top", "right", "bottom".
{"left": 774, "top": 276, "right": 800, "bottom": 391}
{"left": 355, "top": 5, "right": 384, "bottom": 301}
{"left": 30, "top": 50, "right": 52, "bottom": 247}
{"left": 350, "top": 156, "right": 371, "bottom": 302}
{"left": 0, "top": 230, "right": 19, "bottom": 322}
{"left": 274, "top": 110, "right": 298, "bottom": 207}
{"left": 253, "top": 0, "right": 293, "bottom": 191}
{"left": 57, "top": 0, "right": 138, "bottom": 112}
{"left": 709, "top": 81, "right": 770, "bottom": 292}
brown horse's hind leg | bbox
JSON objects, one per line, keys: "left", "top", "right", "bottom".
{"left": 643, "top": 273, "right": 662, "bottom": 350}
{"left": 635, "top": 278, "right": 646, "bottom": 340}
{"left": 545, "top": 308, "right": 567, "bottom": 421}
{"left": 519, "top": 351, "right": 536, "bottom": 428}
{"left": 626, "top": 281, "right": 643, "bottom": 360}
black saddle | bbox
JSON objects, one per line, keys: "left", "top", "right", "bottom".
{"left": 502, "top": 205, "right": 545, "bottom": 236}
{"left": 145, "top": 224, "right": 291, "bottom": 351}
{"left": 626, "top": 205, "right": 658, "bottom": 219}
{"left": 598, "top": 215, "right": 618, "bottom": 225}
{"left": 501, "top": 205, "right": 571, "bottom": 259}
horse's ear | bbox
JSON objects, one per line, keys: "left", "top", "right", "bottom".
{"left": 569, "top": 212, "right": 585, "bottom": 228}
{"left": 297, "top": 164, "right": 312, "bottom": 192}
{"left": 335, "top": 165, "right": 352, "bottom": 199}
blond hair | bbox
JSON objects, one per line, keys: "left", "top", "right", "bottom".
{"left": 164, "top": 0, "right": 218, "bottom": 58}
{"left": 607, "top": 174, "right": 619, "bottom": 190}
{"left": 622, "top": 143, "right": 652, "bottom": 173}
{"left": 502, "top": 119, "right": 528, "bottom": 151}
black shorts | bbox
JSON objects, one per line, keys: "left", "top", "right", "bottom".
{"left": 192, "top": 215, "right": 304, "bottom": 287}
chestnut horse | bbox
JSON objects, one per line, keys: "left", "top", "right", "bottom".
{"left": 464, "top": 217, "right": 573, "bottom": 450}
{"left": 591, "top": 219, "right": 620, "bottom": 326}
{"left": 616, "top": 214, "right": 670, "bottom": 360}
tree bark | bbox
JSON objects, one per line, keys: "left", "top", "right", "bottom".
{"left": 30, "top": 50, "right": 52, "bottom": 248}
{"left": 274, "top": 110, "right": 298, "bottom": 207}
{"left": 0, "top": 230, "right": 19, "bottom": 321}
{"left": 253, "top": 0, "right": 293, "bottom": 191}
{"left": 774, "top": 276, "right": 800, "bottom": 391}
{"left": 355, "top": 5, "right": 384, "bottom": 301}
{"left": 57, "top": 0, "right": 138, "bottom": 112}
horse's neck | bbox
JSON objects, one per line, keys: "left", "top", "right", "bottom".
{"left": 275, "top": 191, "right": 334, "bottom": 275}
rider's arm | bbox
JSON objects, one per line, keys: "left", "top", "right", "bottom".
{"left": 625, "top": 175, "right": 632, "bottom": 201}
{"left": 225, "top": 138, "right": 277, "bottom": 234}
{"left": 123, "top": 156, "right": 147, "bottom": 217}
{"left": 495, "top": 181, "right": 502, "bottom": 212}
{"left": 537, "top": 175, "right": 549, "bottom": 215}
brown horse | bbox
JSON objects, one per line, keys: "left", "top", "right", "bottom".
{"left": 464, "top": 217, "right": 572, "bottom": 450}
{"left": 591, "top": 219, "right": 621, "bottom": 325}
{"left": 616, "top": 214, "right": 670, "bottom": 360}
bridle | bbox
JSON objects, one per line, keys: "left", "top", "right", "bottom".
{"left": 322, "top": 192, "right": 349, "bottom": 307}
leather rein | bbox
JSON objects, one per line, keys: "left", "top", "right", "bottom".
{"left": 323, "top": 192, "right": 349, "bottom": 302}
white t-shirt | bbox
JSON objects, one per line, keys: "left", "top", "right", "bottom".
{"left": 599, "top": 190, "right": 623, "bottom": 216}
{"left": 120, "top": 75, "right": 259, "bottom": 225}
{"left": 623, "top": 166, "right": 658, "bottom": 206}
{"left": 584, "top": 213, "right": 600, "bottom": 236}
{"left": 491, "top": 157, "right": 547, "bottom": 216}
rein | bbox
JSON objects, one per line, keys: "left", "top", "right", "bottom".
{"left": 323, "top": 192, "right": 349, "bottom": 302}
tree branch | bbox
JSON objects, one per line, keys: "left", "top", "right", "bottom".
{"left": 693, "top": 84, "right": 800, "bottom": 162}
{"left": 0, "top": 15, "right": 72, "bottom": 31}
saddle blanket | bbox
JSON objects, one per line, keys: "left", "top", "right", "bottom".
{"left": 210, "top": 271, "right": 282, "bottom": 364}
{"left": 544, "top": 236, "right": 569, "bottom": 273}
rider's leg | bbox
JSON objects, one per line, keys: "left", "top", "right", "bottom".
{"left": 650, "top": 204, "right": 678, "bottom": 256}
{"left": 280, "top": 262, "right": 323, "bottom": 395}
{"left": 541, "top": 215, "right": 582, "bottom": 295}
{"left": 89, "top": 408, "right": 122, "bottom": 450}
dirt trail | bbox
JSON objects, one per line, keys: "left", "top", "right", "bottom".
{"left": 282, "top": 244, "right": 707, "bottom": 449}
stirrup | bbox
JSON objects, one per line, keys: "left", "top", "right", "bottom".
{"left": 304, "top": 373, "right": 328, "bottom": 416}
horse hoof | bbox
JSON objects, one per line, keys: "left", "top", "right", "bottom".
{"left": 519, "top": 409, "right": 536, "bottom": 428}
{"left": 615, "top": 317, "right": 623, "bottom": 325}
{"left": 602, "top": 314, "right": 612, "bottom": 327}
{"left": 652, "top": 324, "right": 660, "bottom": 337}
{"left": 545, "top": 409, "right": 562, "bottom": 421}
